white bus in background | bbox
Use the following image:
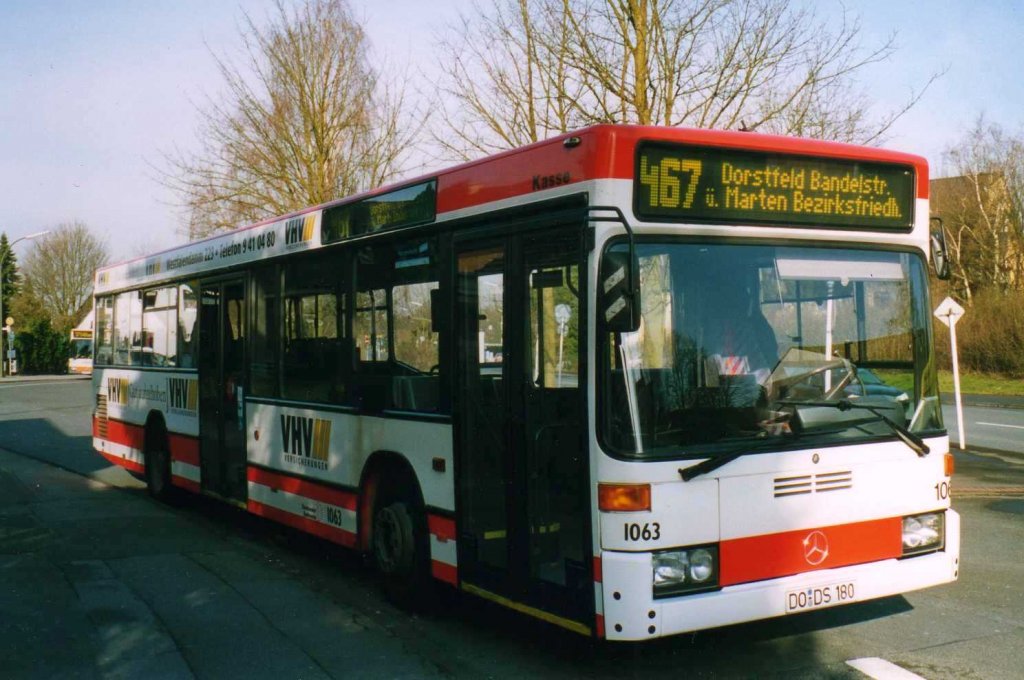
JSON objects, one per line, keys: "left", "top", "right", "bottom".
{"left": 68, "top": 310, "right": 94, "bottom": 375}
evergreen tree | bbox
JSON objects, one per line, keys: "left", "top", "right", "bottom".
{"left": 0, "top": 232, "right": 20, "bottom": 369}
{"left": 0, "top": 232, "right": 19, "bottom": 316}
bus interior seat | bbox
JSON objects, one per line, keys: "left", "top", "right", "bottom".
{"left": 391, "top": 375, "right": 439, "bottom": 412}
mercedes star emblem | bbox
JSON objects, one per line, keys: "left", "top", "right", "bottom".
{"left": 802, "top": 530, "right": 829, "bottom": 566}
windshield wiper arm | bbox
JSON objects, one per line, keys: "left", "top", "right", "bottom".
{"left": 781, "top": 399, "right": 929, "bottom": 457}
{"left": 679, "top": 438, "right": 788, "bottom": 482}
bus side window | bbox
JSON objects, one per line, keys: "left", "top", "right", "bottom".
{"left": 142, "top": 287, "right": 177, "bottom": 367}
{"left": 353, "top": 239, "right": 442, "bottom": 413}
{"left": 251, "top": 265, "right": 280, "bottom": 397}
{"left": 177, "top": 282, "right": 199, "bottom": 368}
{"left": 392, "top": 279, "right": 440, "bottom": 412}
{"left": 95, "top": 296, "right": 114, "bottom": 365}
{"left": 113, "top": 291, "right": 132, "bottom": 365}
{"left": 282, "top": 254, "right": 343, "bottom": 404}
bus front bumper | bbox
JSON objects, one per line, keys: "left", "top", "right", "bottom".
{"left": 600, "top": 509, "right": 960, "bottom": 641}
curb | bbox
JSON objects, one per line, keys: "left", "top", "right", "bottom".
{"left": 0, "top": 374, "right": 90, "bottom": 384}
{"left": 953, "top": 487, "right": 1024, "bottom": 498}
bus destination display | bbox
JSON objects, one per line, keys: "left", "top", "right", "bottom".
{"left": 635, "top": 143, "right": 915, "bottom": 230}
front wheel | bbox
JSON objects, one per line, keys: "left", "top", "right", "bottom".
{"left": 372, "top": 498, "right": 431, "bottom": 608}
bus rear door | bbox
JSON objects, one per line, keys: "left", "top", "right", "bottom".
{"left": 198, "top": 278, "right": 248, "bottom": 503}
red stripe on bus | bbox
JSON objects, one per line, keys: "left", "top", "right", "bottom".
{"left": 246, "top": 467, "right": 358, "bottom": 511}
{"left": 248, "top": 499, "right": 357, "bottom": 548}
{"left": 168, "top": 434, "right": 200, "bottom": 466}
{"left": 98, "top": 449, "right": 144, "bottom": 474}
{"left": 171, "top": 475, "right": 201, "bottom": 494}
{"left": 103, "top": 418, "right": 145, "bottom": 450}
{"left": 719, "top": 517, "right": 903, "bottom": 587}
{"left": 595, "top": 614, "right": 605, "bottom": 639}
{"left": 427, "top": 514, "right": 456, "bottom": 542}
{"left": 593, "top": 556, "right": 602, "bottom": 583}
{"left": 431, "top": 560, "right": 458, "bottom": 586}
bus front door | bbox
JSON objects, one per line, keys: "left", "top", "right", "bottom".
{"left": 454, "top": 227, "right": 592, "bottom": 634}
{"left": 198, "top": 278, "right": 248, "bottom": 503}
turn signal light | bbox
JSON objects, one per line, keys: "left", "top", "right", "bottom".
{"left": 944, "top": 453, "right": 955, "bottom": 477}
{"left": 598, "top": 483, "right": 651, "bottom": 512}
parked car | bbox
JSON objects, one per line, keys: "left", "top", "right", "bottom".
{"left": 845, "top": 368, "right": 911, "bottom": 414}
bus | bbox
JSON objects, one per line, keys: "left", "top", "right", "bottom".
{"left": 91, "top": 125, "right": 958, "bottom": 641}
{"left": 69, "top": 310, "right": 94, "bottom": 375}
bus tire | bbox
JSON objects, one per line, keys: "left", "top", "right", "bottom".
{"left": 372, "top": 495, "right": 431, "bottom": 608}
{"left": 144, "top": 430, "right": 175, "bottom": 503}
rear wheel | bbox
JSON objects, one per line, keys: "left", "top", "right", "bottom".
{"left": 144, "top": 439, "right": 175, "bottom": 503}
{"left": 372, "top": 494, "right": 431, "bottom": 608}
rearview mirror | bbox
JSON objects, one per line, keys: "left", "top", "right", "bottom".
{"left": 600, "top": 246, "right": 640, "bottom": 332}
{"left": 929, "top": 217, "right": 950, "bottom": 280}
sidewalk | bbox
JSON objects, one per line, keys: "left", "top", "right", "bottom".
{"left": 0, "top": 447, "right": 442, "bottom": 679}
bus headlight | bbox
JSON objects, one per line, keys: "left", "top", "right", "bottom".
{"left": 902, "top": 512, "right": 944, "bottom": 555}
{"left": 653, "top": 545, "right": 719, "bottom": 598}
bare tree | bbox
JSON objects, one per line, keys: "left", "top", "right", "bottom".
{"left": 934, "top": 118, "right": 1024, "bottom": 302}
{"left": 435, "top": 0, "right": 937, "bottom": 159}
{"left": 163, "top": 0, "right": 419, "bottom": 239}
{"left": 19, "top": 222, "right": 109, "bottom": 333}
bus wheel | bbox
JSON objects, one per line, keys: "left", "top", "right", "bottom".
{"left": 144, "top": 442, "right": 174, "bottom": 503}
{"left": 372, "top": 497, "right": 430, "bottom": 607}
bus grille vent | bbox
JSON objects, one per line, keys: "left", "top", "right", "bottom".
{"left": 774, "top": 471, "right": 852, "bottom": 497}
{"left": 814, "top": 471, "right": 853, "bottom": 493}
{"left": 95, "top": 394, "right": 108, "bottom": 438}
{"left": 774, "top": 474, "right": 812, "bottom": 497}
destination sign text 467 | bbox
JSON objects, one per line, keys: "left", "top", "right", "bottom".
{"left": 635, "top": 143, "right": 915, "bottom": 230}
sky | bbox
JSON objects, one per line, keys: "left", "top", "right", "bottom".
{"left": 0, "top": 0, "right": 1021, "bottom": 264}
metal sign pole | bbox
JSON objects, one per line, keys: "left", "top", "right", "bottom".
{"left": 948, "top": 310, "right": 965, "bottom": 450}
{"left": 934, "top": 296, "right": 966, "bottom": 451}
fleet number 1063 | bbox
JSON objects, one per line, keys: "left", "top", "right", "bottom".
{"left": 624, "top": 522, "right": 661, "bottom": 541}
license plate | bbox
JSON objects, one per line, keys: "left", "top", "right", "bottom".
{"left": 785, "top": 581, "right": 857, "bottom": 613}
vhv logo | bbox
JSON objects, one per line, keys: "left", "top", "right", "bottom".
{"left": 280, "top": 414, "right": 331, "bottom": 470}
{"left": 284, "top": 215, "right": 316, "bottom": 248}
{"left": 167, "top": 377, "right": 198, "bottom": 415}
{"left": 106, "top": 377, "right": 129, "bottom": 405}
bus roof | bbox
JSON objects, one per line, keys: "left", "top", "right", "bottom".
{"left": 96, "top": 124, "right": 929, "bottom": 294}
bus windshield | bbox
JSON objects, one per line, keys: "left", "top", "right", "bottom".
{"left": 70, "top": 338, "right": 93, "bottom": 360}
{"left": 600, "top": 241, "right": 942, "bottom": 459}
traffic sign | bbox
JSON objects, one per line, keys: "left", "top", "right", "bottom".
{"left": 933, "top": 296, "right": 965, "bottom": 327}
{"left": 4, "top": 316, "right": 11, "bottom": 327}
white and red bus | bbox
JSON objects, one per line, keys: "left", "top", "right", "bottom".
{"left": 92, "top": 125, "right": 958, "bottom": 640}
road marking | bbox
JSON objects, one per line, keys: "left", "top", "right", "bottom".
{"left": 976, "top": 421, "right": 1024, "bottom": 431}
{"left": 846, "top": 657, "right": 926, "bottom": 680}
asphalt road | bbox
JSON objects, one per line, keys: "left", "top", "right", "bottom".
{"left": 941, "top": 402, "right": 1024, "bottom": 454}
{"left": 1, "top": 378, "right": 1023, "bottom": 679}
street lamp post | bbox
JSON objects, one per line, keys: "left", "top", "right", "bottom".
{"left": 0, "top": 230, "right": 50, "bottom": 377}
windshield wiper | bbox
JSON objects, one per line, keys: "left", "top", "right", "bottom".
{"left": 780, "top": 398, "right": 929, "bottom": 457}
{"left": 679, "top": 437, "right": 791, "bottom": 482}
